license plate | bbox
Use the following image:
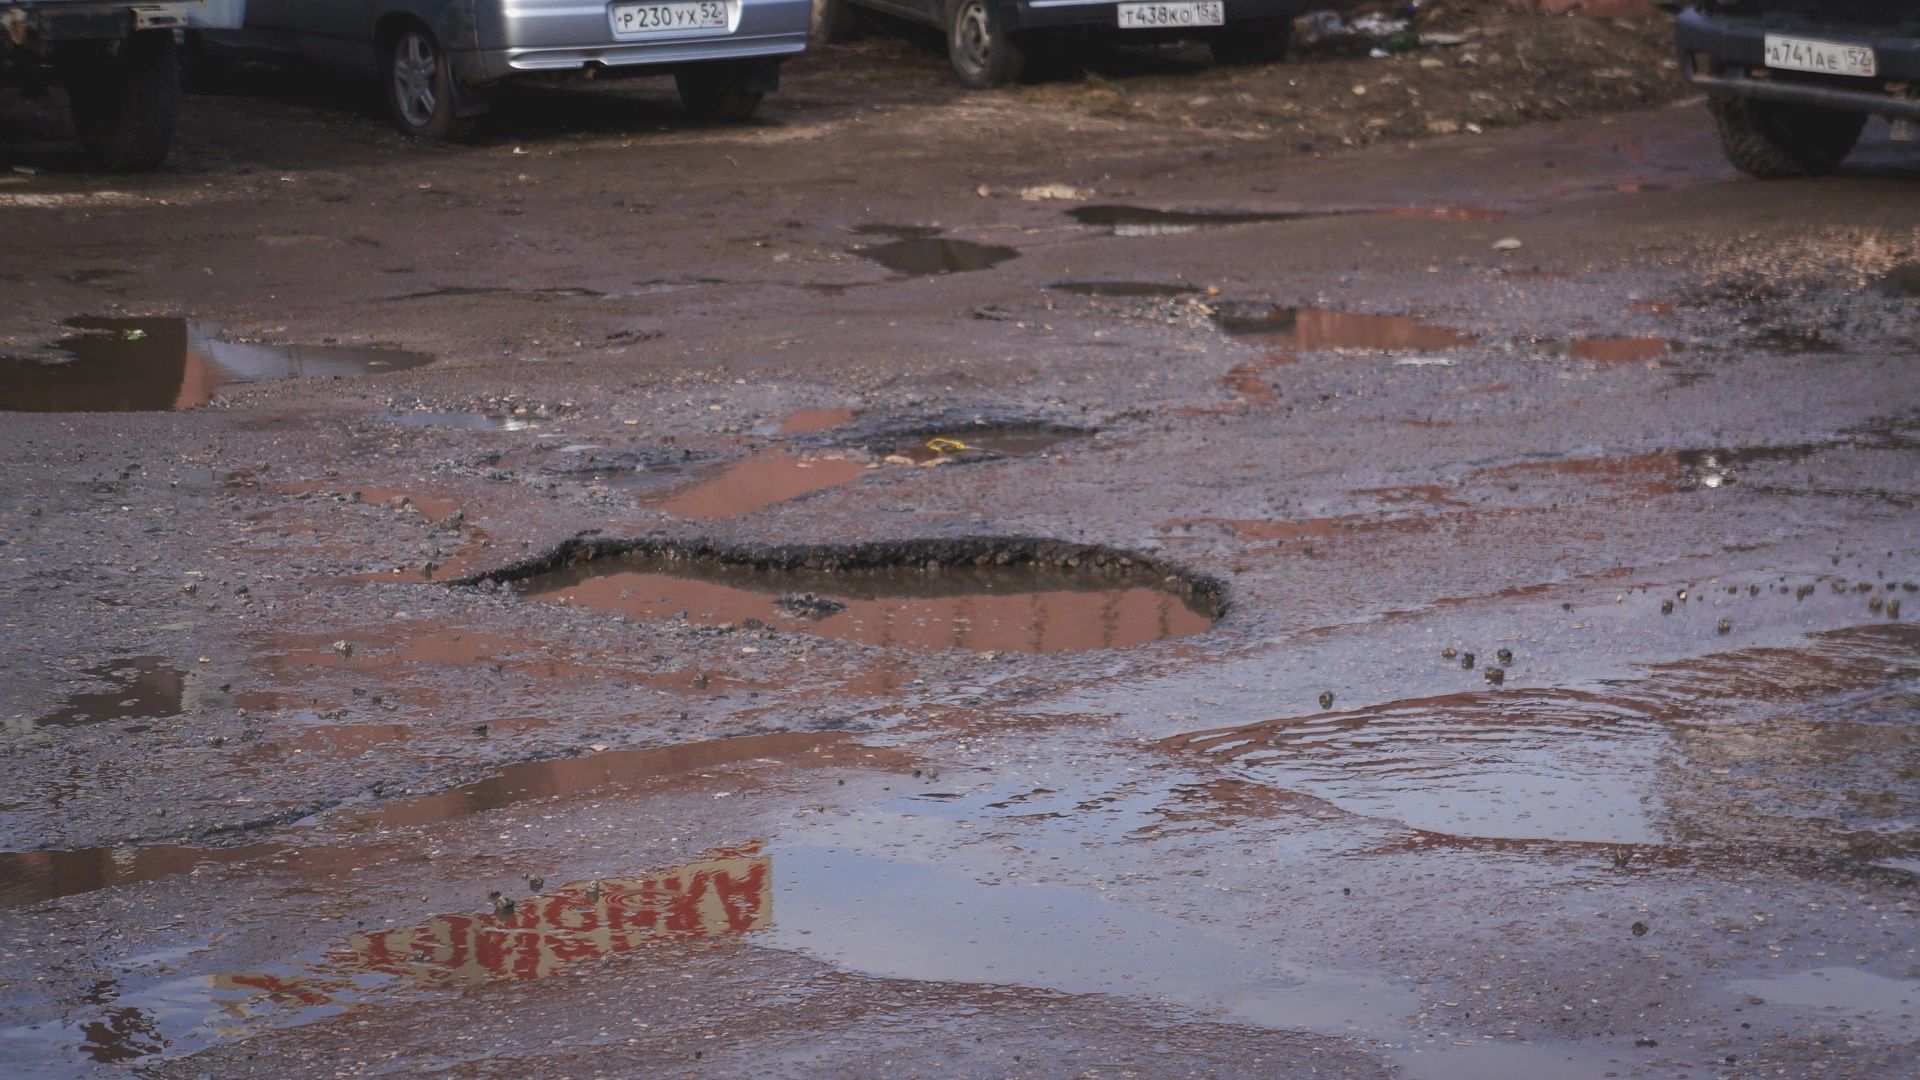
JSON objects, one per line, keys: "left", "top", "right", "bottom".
{"left": 609, "top": 0, "right": 728, "bottom": 37}
{"left": 1763, "top": 34, "right": 1876, "bottom": 78}
{"left": 1117, "top": 1, "right": 1223, "bottom": 30}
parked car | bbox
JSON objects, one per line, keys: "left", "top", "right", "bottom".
{"left": 1671, "top": 1, "right": 1920, "bottom": 177}
{"left": 1, "top": 0, "right": 246, "bottom": 168}
{"left": 198, "top": 0, "right": 811, "bottom": 139}
{"left": 812, "top": 0, "right": 1314, "bottom": 88}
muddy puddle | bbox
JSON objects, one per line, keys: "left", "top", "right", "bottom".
{"left": 1067, "top": 205, "right": 1326, "bottom": 237}
{"left": 0, "top": 318, "right": 432, "bottom": 412}
{"left": 651, "top": 450, "right": 869, "bottom": 519}
{"left": 1048, "top": 281, "right": 1202, "bottom": 298}
{"left": 1216, "top": 306, "right": 1477, "bottom": 351}
{"left": 873, "top": 426, "right": 1081, "bottom": 464}
{"left": 773, "top": 407, "right": 855, "bottom": 435}
{"left": 373, "top": 410, "right": 528, "bottom": 431}
{"left": 862, "top": 239, "right": 1017, "bottom": 276}
{"left": 26, "top": 657, "right": 184, "bottom": 732}
{"left": 515, "top": 555, "right": 1216, "bottom": 653}
{"left": 0, "top": 732, "right": 846, "bottom": 909}
{"left": 1536, "top": 336, "right": 1675, "bottom": 364}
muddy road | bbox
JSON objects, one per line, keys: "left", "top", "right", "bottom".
{"left": 3, "top": 10, "right": 1920, "bottom": 1078}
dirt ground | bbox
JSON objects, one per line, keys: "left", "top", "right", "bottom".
{"left": 2, "top": 4, "right": 1918, "bottom": 1078}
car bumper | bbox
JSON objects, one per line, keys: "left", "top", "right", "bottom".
{"left": 457, "top": 0, "right": 807, "bottom": 81}
{"left": 1006, "top": 0, "right": 1311, "bottom": 35}
{"left": 1676, "top": 7, "right": 1920, "bottom": 120}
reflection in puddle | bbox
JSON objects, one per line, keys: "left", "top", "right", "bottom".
{"left": 5, "top": 846, "right": 772, "bottom": 1071}
{"left": 0, "top": 733, "right": 844, "bottom": 907}
{"left": 29, "top": 657, "right": 184, "bottom": 731}
{"left": 1048, "top": 281, "right": 1202, "bottom": 298}
{"left": 1724, "top": 967, "right": 1920, "bottom": 1033}
{"left": 1067, "top": 204, "right": 1322, "bottom": 237}
{"left": 862, "top": 238, "right": 1018, "bottom": 276}
{"left": 1216, "top": 306, "right": 1476, "bottom": 351}
{"left": 1674, "top": 443, "right": 1825, "bottom": 490}
{"left": 651, "top": 450, "right": 869, "bottom": 519}
{"left": 517, "top": 557, "right": 1216, "bottom": 653}
{"left": 0, "top": 318, "right": 432, "bottom": 412}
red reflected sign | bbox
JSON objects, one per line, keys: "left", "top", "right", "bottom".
{"left": 216, "top": 842, "right": 770, "bottom": 1002}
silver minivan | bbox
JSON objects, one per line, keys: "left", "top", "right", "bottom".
{"left": 202, "top": 0, "right": 809, "bottom": 137}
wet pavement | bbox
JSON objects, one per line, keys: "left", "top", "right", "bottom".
{"left": 3, "top": 36, "right": 1920, "bottom": 1080}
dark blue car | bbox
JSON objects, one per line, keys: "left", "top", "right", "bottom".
{"left": 1673, "top": 1, "right": 1920, "bottom": 177}
{"left": 812, "top": 0, "right": 1313, "bottom": 87}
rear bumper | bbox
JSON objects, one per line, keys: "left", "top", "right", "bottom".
{"left": 1676, "top": 7, "right": 1920, "bottom": 119}
{"left": 1007, "top": 0, "right": 1310, "bottom": 34}
{"left": 458, "top": 0, "right": 807, "bottom": 81}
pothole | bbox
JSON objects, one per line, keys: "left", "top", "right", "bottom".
{"left": 26, "top": 657, "right": 184, "bottom": 733}
{"left": 847, "top": 223, "right": 944, "bottom": 240}
{"left": 497, "top": 538, "right": 1222, "bottom": 654}
{"left": 1534, "top": 337, "right": 1676, "bottom": 364}
{"left": 870, "top": 426, "right": 1082, "bottom": 464}
{"left": 1067, "top": 205, "right": 1332, "bottom": 237}
{"left": 0, "top": 317, "right": 432, "bottom": 412}
{"left": 374, "top": 410, "right": 528, "bottom": 431}
{"left": 773, "top": 407, "right": 857, "bottom": 436}
{"left": 1214, "top": 305, "right": 1477, "bottom": 351}
{"left": 862, "top": 239, "right": 1019, "bottom": 276}
{"left": 1049, "top": 281, "right": 1204, "bottom": 298}
{"left": 651, "top": 450, "right": 870, "bottom": 519}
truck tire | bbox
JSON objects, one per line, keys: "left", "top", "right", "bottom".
{"left": 947, "top": 0, "right": 1024, "bottom": 89}
{"left": 809, "top": 0, "right": 856, "bottom": 46}
{"left": 1707, "top": 94, "right": 1865, "bottom": 179}
{"left": 1209, "top": 18, "right": 1292, "bottom": 66}
{"left": 67, "top": 31, "right": 180, "bottom": 171}
{"left": 676, "top": 67, "right": 764, "bottom": 121}
{"left": 382, "top": 23, "right": 474, "bottom": 140}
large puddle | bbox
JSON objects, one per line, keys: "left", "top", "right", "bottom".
{"left": 0, "top": 732, "right": 845, "bottom": 909}
{"left": 515, "top": 554, "right": 1216, "bottom": 653}
{"left": 862, "top": 238, "right": 1018, "bottom": 276}
{"left": 0, "top": 318, "right": 432, "bottom": 412}
{"left": 1216, "top": 306, "right": 1477, "bottom": 351}
{"left": 28, "top": 657, "right": 184, "bottom": 732}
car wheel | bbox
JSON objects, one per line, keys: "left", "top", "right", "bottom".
{"left": 383, "top": 24, "right": 472, "bottom": 140}
{"left": 810, "top": 0, "right": 857, "bottom": 46}
{"left": 1707, "top": 94, "right": 1865, "bottom": 179}
{"left": 1208, "top": 18, "right": 1292, "bottom": 66}
{"left": 676, "top": 67, "right": 764, "bottom": 121}
{"left": 947, "top": 0, "right": 1024, "bottom": 89}
{"left": 66, "top": 30, "right": 180, "bottom": 170}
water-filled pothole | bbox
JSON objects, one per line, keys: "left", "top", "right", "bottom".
{"left": 863, "top": 239, "right": 1018, "bottom": 276}
{"left": 374, "top": 410, "right": 528, "bottom": 431}
{"left": 506, "top": 540, "right": 1220, "bottom": 654}
{"left": 1215, "top": 305, "right": 1476, "bottom": 351}
{"left": 0, "top": 318, "right": 432, "bottom": 412}
{"left": 31, "top": 657, "right": 184, "bottom": 732}
{"left": 1067, "top": 205, "right": 1331, "bottom": 237}
{"left": 652, "top": 450, "right": 869, "bottom": 519}
{"left": 872, "top": 425, "right": 1082, "bottom": 464}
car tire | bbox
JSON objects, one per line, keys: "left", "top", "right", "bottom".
{"left": 810, "top": 0, "right": 857, "bottom": 46}
{"left": 676, "top": 67, "right": 764, "bottom": 121}
{"left": 1208, "top": 18, "right": 1292, "bottom": 66}
{"left": 382, "top": 24, "right": 473, "bottom": 140}
{"left": 1707, "top": 94, "right": 1865, "bottom": 179}
{"left": 66, "top": 30, "right": 179, "bottom": 171}
{"left": 947, "top": 0, "right": 1025, "bottom": 89}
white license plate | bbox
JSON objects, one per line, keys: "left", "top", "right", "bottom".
{"left": 1117, "top": 1, "right": 1223, "bottom": 30}
{"left": 1763, "top": 34, "right": 1876, "bottom": 78}
{"left": 609, "top": 0, "right": 728, "bottom": 37}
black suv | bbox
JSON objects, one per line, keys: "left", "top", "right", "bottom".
{"left": 1675, "top": 1, "right": 1920, "bottom": 177}
{"left": 813, "top": 0, "right": 1314, "bottom": 88}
